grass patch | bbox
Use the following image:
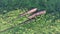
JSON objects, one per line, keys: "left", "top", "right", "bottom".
{"left": 0, "top": 9, "right": 60, "bottom": 34}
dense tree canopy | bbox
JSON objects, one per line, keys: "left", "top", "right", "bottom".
{"left": 0, "top": 0, "right": 60, "bottom": 14}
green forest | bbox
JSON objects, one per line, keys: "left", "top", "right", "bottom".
{"left": 0, "top": 0, "right": 60, "bottom": 34}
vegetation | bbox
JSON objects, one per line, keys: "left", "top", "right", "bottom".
{"left": 0, "top": 0, "right": 60, "bottom": 34}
